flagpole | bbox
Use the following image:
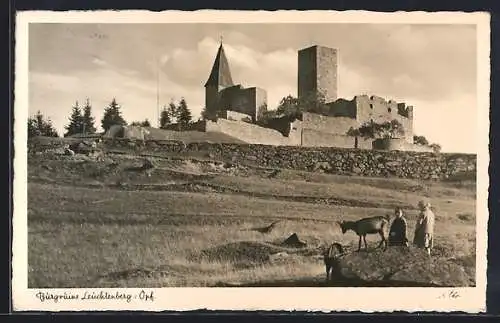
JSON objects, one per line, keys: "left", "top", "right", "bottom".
{"left": 156, "top": 55, "right": 160, "bottom": 128}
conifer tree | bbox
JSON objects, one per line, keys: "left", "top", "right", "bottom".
{"left": 82, "top": 98, "right": 97, "bottom": 134}
{"left": 64, "top": 100, "right": 84, "bottom": 137}
{"left": 168, "top": 100, "right": 178, "bottom": 124}
{"left": 28, "top": 110, "right": 59, "bottom": 138}
{"left": 131, "top": 119, "right": 151, "bottom": 127}
{"left": 177, "top": 98, "right": 192, "bottom": 131}
{"left": 159, "top": 105, "right": 171, "bottom": 129}
{"left": 101, "top": 98, "right": 127, "bottom": 132}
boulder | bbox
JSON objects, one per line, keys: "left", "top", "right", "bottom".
{"left": 313, "top": 161, "right": 332, "bottom": 172}
{"left": 330, "top": 246, "right": 471, "bottom": 287}
{"left": 282, "top": 233, "right": 307, "bottom": 248}
{"left": 388, "top": 260, "right": 470, "bottom": 287}
{"left": 69, "top": 142, "right": 96, "bottom": 155}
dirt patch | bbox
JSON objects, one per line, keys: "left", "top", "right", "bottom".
{"left": 93, "top": 263, "right": 191, "bottom": 286}
{"left": 195, "top": 240, "right": 317, "bottom": 268}
{"left": 99, "top": 267, "right": 174, "bottom": 281}
{"left": 197, "top": 241, "right": 284, "bottom": 265}
{"left": 457, "top": 213, "right": 474, "bottom": 222}
{"left": 119, "top": 180, "right": 408, "bottom": 209}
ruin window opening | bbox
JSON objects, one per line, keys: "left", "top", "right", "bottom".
{"left": 369, "top": 104, "right": 374, "bottom": 109}
{"left": 388, "top": 108, "right": 392, "bottom": 113}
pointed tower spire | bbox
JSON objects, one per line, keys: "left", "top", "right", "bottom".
{"left": 204, "top": 41, "right": 234, "bottom": 88}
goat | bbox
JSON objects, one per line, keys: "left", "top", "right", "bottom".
{"left": 323, "top": 242, "right": 345, "bottom": 281}
{"left": 337, "top": 215, "right": 390, "bottom": 252}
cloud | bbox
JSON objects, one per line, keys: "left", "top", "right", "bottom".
{"left": 160, "top": 54, "right": 170, "bottom": 65}
{"left": 410, "top": 93, "right": 477, "bottom": 153}
{"left": 158, "top": 36, "right": 297, "bottom": 109}
{"left": 331, "top": 24, "right": 476, "bottom": 101}
{"left": 92, "top": 57, "right": 107, "bottom": 67}
{"left": 29, "top": 68, "right": 194, "bottom": 134}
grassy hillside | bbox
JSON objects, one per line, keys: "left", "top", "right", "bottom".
{"left": 27, "top": 149, "right": 476, "bottom": 288}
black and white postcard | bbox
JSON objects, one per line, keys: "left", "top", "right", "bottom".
{"left": 13, "top": 10, "right": 490, "bottom": 312}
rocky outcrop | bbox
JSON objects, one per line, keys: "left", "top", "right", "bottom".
{"left": 330, "top": 246, "right": 472, "bottom": 287}
{"left": 282, "top": 233, "right": 307, "bottom": 248}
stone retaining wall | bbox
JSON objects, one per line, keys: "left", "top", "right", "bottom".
{"left": 28, "top": 137, "right": 476, "bottom": 181}
{"left": 103, "top": 139, "right": 476, "bottom": 180}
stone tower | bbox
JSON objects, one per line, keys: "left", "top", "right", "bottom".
{"left": 298, "top": 45, "right": 338, "bottom": 104}
{"left": 204, "top": 42, "right": 234, "bottom": 118}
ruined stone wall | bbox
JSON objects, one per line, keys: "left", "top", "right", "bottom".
{"left": 205, "top": 115, "right": 357, "bottom": 148}
{"left": 408, "top": 144, "right": 434, "bottom": 153}
{"left": 263, "top": 115, "right": 294, "bottom": 136}
{"left": 301, "top": 129, "right": 355, "bottom": 148}
{"left": 254, "top": 87, "right": 268, "bottom": 121}
{"left": 205, "top": 119, "right": 301, "bottom": 146}
{"left": 226, "top": 110, "right": 252, "bottom": 121}
{"left": 160, "top": 121, "right": 206, "bottom": 132}
{"left": 98, "top": 139, "right": 477, "bottom": 181}
{"left": 372, "top": 138, "right": 406, "bottom": 151}
{"left": 301, "top": 112, "right": 358, "bottom": 136}
{"left": 233, "top": 88, "right": 256, "bottom": 118}
{"left": 356, "top": 137, "right": 374, "bottom": 149}
{"left": 327, "top": 98, "right": 357, "bottom": 118}
{"left": 220, "top": 86, "right": 268, "bottom": 121}
{"left": 219, "top": 85, "right": 243, "bottom": 114}
{"left": 355, "top": 95, "right": 414, "bottom": 143}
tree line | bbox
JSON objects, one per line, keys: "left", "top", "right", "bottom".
{"left": 27, "top": 97, "right": 194, "bottom": 138}
{"left": 159, "top": 98, "right": 192, "bottom": 130}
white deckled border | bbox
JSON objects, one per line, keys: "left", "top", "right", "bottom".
{"left": 12, "top": 10, "right": 490, "bottom": 313}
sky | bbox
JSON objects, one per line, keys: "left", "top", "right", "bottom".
{"left": 28, "top": 23, "right": 478, "bottom": 153}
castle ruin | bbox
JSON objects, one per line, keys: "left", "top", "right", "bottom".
{"left": 202, "top": 42, "right": 428, "bottom": 152}
{"left": 298, "top": 45, "right": 338, "bottom": 103}
{"left": 204, "top": 43, "right": 267, "bottom": 122}
{"left": 297, "top": 45, "right": 414, "bottom": 145}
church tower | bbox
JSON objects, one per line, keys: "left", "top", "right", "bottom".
{"left": 204, "top": 41, "right": 234, "bottom": 119}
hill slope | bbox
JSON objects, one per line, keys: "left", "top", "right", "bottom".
{"left": 27, "top": 144, "right": 476, "bottom": 288}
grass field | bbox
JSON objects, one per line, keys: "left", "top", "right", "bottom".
{"left": 27, "top": 149, "right": 476, "bottom": 288}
